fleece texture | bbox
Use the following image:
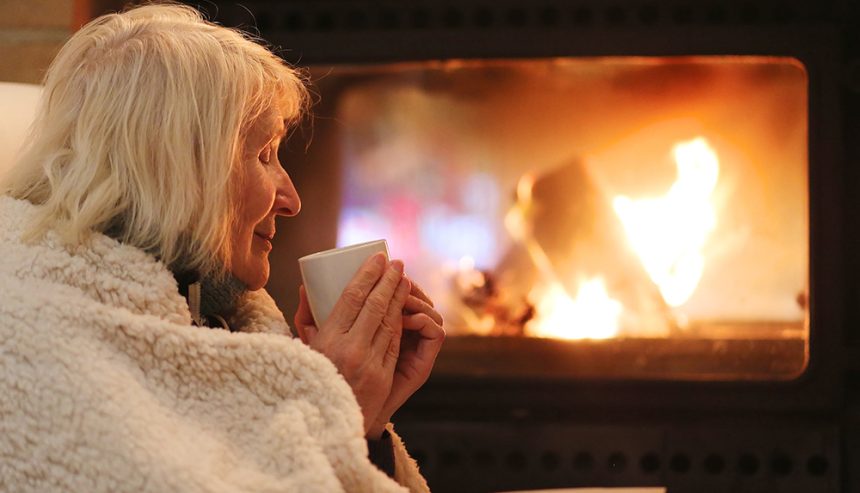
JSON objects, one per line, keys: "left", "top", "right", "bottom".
{"left": 0, "top": 196, "right": 429, "bottom": 493}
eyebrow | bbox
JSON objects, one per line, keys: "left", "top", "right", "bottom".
{"left": 277, "top": 119, "right": 288, "bottom": 138}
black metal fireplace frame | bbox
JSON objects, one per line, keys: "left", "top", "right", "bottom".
{"left": 193, "top": 1, "right": 859, "bottom": 491}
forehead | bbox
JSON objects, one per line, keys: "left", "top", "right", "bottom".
{"left": 246, "top": 106, "right": 287, "bottom": 143}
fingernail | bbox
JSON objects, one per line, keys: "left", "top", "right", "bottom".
{"left": 372, "top": 253, "right": 386, "bottom": 268}
{"left": 390, "top": 260, "right": 404, "bottom": 273}
{"left": 396, "top": 277, "right": 411, "bottom": 296}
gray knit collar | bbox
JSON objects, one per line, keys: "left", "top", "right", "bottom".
{"left": 174, "top": 269, "right": 247, "bottom": 329}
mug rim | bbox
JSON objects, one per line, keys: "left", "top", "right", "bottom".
{"left": 298, "top": 239, "right": 387, "bottom": 263}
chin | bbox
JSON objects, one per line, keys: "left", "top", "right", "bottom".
{"left": 245, "top": 269, "right": 269, "bottom": 291}
{"left": 235, "top": 259, "right": 269, "bottom": 291}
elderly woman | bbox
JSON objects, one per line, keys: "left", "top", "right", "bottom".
{"left": 0, "top": 4, "right": 444, "bottom": 493}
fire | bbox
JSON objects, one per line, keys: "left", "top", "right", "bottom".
{"left": 613, "top": 137, "right": 720, "bottom": 307}
{"left": 503, "top": 173, "right": 535, "bottom": 242}
{"left": 492, "top": 137, "right": 720, "bottom": 340}
{"left": 507, "top": 171, "right": 627, "bottom": 340}
{"left": 526, "top": 278, "right": 622, "bottom": 340}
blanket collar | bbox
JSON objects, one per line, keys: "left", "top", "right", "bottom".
{"left": 0, "top": 196, "right": 288, "bottom": 334}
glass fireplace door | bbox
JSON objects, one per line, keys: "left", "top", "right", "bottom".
{"left": 313, "top": 56, "right": 808, "bottom": 381}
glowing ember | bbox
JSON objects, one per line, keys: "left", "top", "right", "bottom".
{"left": 525, "top": 278, "right": 622, "bottom": 340}
{"left": 613, "top": 137, "right": 720, "bottom": 307}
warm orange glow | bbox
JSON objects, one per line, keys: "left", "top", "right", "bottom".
{"left": 525, "top": 278, "right": 622, "bottom": 340}
{"left": 504, "top": 171, "right": 626, "bottom": 339}
{"left": 516, "top": 172, "right": 535, "bottom": 204}
{"left": 613, "top": 137, "right": 719, "bottom": 307}
{"left": 504, "top": 173, "right": 535, "bottom": 242}
{"left": 495, "top": 137, "right": 721, "bottom": 339}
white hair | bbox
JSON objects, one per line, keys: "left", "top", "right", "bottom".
{"left": 1, "top": 3, "right": 309, "bottom": 277}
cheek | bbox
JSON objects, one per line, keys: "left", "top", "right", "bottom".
{"left": 239, "top": 168, "right": 277, "bottom": 226}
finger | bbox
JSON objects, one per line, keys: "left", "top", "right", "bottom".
{"left": 350, "top": 260, "right": 405, "bottom": 343}
{"left": 294, "top": 286, "right": 319, "bottom": 343}
{"left": 402, "top": 313, "right": 446, "bottom": 365}
{"left": 375, "top": 276, "right": 411, "bottom": 368}
{"left": 324, "top": 253, "right": 388, "bottom": 332}
{"left": 296, "top": 286, "right": 314, "bottom": 324}
{"left": 404, "top": 295, "right": 443, "bottom": 326}
{"left": 407, "top": 277, "right": 434, "bottom": 307}
{"left": 302, "top": 324, "right": 319, "bottom": 344}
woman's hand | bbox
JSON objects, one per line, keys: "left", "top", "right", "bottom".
{"left": 294, "top": 253, "right": 411, "bottom": 439}
{"left": 367, "top": 280, "right": 445, "bottom": 436}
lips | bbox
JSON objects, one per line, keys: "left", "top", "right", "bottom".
{"left": 254, "top": 231, "right": 274, "bottom": 242}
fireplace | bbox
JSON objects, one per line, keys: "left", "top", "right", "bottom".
{"left": 194, "top": 1, "right": 857, "bottom": 491}
{"left": 308, "top": 56, "right": 809, "bottom": 383}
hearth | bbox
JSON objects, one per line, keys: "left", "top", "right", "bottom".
{"left": 192, "top": 1, "right": 859, "bottom": 491}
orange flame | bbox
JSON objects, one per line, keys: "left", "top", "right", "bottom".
{"left": 613, "top": 137, "right": 720, "bottom": 307}
{"left": 525, "top": 278, "right": 622, "bottom": 340}
{"left": 497, "top": 137, "right": 720, "bottom": 339}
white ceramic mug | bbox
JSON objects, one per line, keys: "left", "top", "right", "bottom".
{"left": 298, "top": 239, "right": 389, "bottom": 326}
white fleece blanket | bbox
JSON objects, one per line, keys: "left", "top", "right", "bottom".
{"left": 0, "top": 196, "right": 428, "bottom": 492}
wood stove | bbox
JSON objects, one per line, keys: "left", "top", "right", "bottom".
{"left": 190, "top": 1, "right": 859, "bottom": 491}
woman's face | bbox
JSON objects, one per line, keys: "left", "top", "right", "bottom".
{"left": 229, "top": 105, "right": 301, "bottom": 290}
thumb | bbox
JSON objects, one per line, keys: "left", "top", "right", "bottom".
{"left": 403, "top": 313, "right": 445, "bottom": 366}
{"left": 294, "top": 285, "right": 318, "bottom": 344}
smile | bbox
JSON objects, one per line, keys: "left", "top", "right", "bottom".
{"left": 253, "top": 232, "right": 274, "bottom": 251}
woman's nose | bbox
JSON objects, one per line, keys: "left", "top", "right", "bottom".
{"left": 273, "top": 168, "right": 301, "bottom": 217}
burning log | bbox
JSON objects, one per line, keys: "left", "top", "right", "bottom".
{"left": 496, "top": 156, "right": 674, "bottom": 338}
{"left": 453, "top": 264, "right": 534, "bottom": 337}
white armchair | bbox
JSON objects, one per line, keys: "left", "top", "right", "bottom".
{"left": 0, "top": 82, "right": 43, "bottom": 178}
